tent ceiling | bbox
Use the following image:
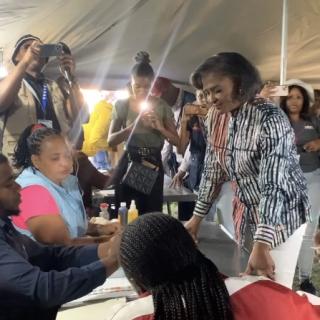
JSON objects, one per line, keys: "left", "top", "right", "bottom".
{"left": 0, "top": 0, "right": 320, "bottom": 89}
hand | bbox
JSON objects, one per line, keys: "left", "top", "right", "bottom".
{"left": 96, "top": 219, "right": 121, "bottom": 236}
{"left": 101, "top": 231, "right": 122, "bottom": 276}
{"left": 241, "top": 242, "right": 275, "bottom": 280}
{"left": 58, "top": 53, "right": 76, "bottom": 78}
{"left": 170, "top": 170, "right": 186, "bottom": 188}
{"left": 303, "top": 139, "right": 320, "bottom": 152}
{"left": 259, "top": 84, "right": 276, "bottom": 99}
{"left": 147, "top": 111, "right": 165, "bottom": 132}
{"left": 184, "top": 215, "right": 203, "bottom": 243}
{"left": 20, "top": 40, "right": 42, "bottom": 67}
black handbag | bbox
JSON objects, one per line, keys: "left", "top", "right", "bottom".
{"left": 122, "top": 159, "right": 159, "bottom": 195}
{"left": 112, "top": 100, "right": 160, "bottom": 195}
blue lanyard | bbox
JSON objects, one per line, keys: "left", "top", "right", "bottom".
{"left": 41, "top": 83, "right": 48, "bottom": 115}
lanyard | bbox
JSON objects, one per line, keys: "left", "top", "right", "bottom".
{"left": 41, "top": 83, "right": 48, "bottom": 115}
{"left": 23, "top": 79, "right": 49, "bottom": 117}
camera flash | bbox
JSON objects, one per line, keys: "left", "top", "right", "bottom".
{"left": 140, "top": 101, "right": 149, "bottom": 111}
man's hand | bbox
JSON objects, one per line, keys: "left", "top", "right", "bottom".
{"left": 304, "top": 139, "right": 320, "bottom": 152}
{"left": 58, "top": 53, "right": 76, "bottom": 78}
{"left": 170, "top": 170, "right": 186, "bottom": 189}
{"left": 184, "top": 215, "right": 203, "bottom": 243}
{"left": 20, "top": 40, "right": 41, "bottom": 67}
{"left": 98, "top": 231, "right": 122, "bottom": 276}
{"left": 242, "top": 242, "right": 275, "bottom": 280}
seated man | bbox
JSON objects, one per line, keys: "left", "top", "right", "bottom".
{"left": 111, "top": 213, "right": 320, "bottom": 319}
{"left": 0, "top": 154, "right": 119, "bottom": 319}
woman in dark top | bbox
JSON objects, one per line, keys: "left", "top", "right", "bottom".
{"left": 108, "top": 52, "right": 178, "bottom": 215}
{"left": 280, "top": 79, "right": 320, "bottom": 294}
{"left": 171, "top": 90, "right": 207, "bottom": 220}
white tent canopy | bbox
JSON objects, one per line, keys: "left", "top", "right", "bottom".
{"left": 1, "top": 0, "right": 320, "bottom": 89}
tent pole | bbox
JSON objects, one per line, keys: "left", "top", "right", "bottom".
{"left": 280, "top": 0, "right": 288, "bottom": 84}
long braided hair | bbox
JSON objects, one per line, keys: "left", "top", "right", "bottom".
{"left": 120, "top": 213, "right": 233, "bottom": 320}
{"left": 13, "top": 124, "right": 60, "bottom": 169}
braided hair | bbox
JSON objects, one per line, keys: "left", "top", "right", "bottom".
{"left": 120, "top": 213, "right": 233, "bottom": 320}
{"left": 13, "top": 124, "right": 60, "bottom": 169}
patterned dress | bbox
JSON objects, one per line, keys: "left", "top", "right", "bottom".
{"left": 194, "top": 98, "right": 310, "bottom": 248}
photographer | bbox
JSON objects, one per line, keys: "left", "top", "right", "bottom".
{"left": 108, "top": 52, "right": 178, "bottom": 215}
{"left": 170, "top": 90, "right": 208, "bottom": 220}
{"left": 0, "top": 34, "right": 87, "bottom": 160}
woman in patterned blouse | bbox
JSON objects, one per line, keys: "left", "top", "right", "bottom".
{"left": 185, "top": 52, "right": 310, "bottom": 283}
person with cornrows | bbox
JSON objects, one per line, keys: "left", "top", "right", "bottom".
{"left": 11, "top": 124, "right": 119, "bottom": 245}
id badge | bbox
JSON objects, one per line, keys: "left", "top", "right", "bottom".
{"left": 37, "top": 119, "right": 53, "bottom": 128}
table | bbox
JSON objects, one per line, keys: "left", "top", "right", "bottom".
{"left": 92, "top": 175, "right": 197, "bottom": 215}
{"left": 57, "top": 221, "right": 249, "bottom": 319}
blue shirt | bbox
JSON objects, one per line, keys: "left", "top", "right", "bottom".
{"left": 0, "top": 215, "right": 106, "bottom": 319}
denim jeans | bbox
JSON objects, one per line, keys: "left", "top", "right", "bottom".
{"left": 298, "top": 168, "right": 320, "bottom": 281}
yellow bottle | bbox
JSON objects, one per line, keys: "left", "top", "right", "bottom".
{"left": 128, "top": 200, "right": 139, "bottom": 223}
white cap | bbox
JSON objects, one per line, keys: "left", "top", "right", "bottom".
{"left": 120, "top": 202, "right": 127, "bottom": 207}
{"left": 130, "top": 200, "right": 136, "bottom": 208}
{"left": 284, "top": 79, "right": 315, "bottom": 105}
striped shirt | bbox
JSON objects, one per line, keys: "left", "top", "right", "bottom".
{"left": 194, "top": 99, "right": 310, "bottom": 248}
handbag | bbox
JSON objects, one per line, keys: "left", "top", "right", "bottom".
{"left": 112, "top": 100, "right": 160, "bottom": 194}
{"left": 122, "top": 158, "right": 159, "bottom": 195}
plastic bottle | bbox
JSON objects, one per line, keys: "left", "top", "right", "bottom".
{"left": 110, "top": 204, "right": 116, "bottom": 220}
{"left": 128, "top": 200, "right": 139, "bottom": 223}
{"left": 99, "top": 203, "right": 109, "bottom": 220}
{"left": 118, "top": 202, "right": 128, "bottom": 226}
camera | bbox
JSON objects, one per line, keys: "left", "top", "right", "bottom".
{"left": 270, "top": 85, "right": 288, "bottom": 97}
{"left": 39, "top": 44, "right": 64, "bottom": 58}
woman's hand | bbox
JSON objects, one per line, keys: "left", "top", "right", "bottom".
{"left": 96, "top": 219, "right": 121, "bottom": 236}
{"left": 142, "top": 111, "right": 164, "bottom": 132}
{"left": 303, "top": 139, "right": 320, "bottom": 152}
{"left": 184, "top": 215, "right": 203, "bottom": 243}
{"left": 242, "top": 242, "right": 275, "bottom": 280}
{"left": 170, "top": 170, "right": 186, "bottom": 188}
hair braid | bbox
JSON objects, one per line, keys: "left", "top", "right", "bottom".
{"left": 13, "top": 124, "right": 60, "bottom": 169}
{"left": 120, "top": 213, "right": 234, "bottom": 320}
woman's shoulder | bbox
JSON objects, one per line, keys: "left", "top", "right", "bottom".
{"left": 16, "top": 167, "right": 45, "bottom": 186}
{"left": 113, "top": 98, "right": 130, "bottom": 120}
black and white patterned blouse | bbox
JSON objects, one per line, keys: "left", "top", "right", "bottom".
{"left": 194, "top": 99, "right": 310, "bottom": 248}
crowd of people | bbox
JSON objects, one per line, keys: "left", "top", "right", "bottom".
{"left": 0, "top": 33, "right": 320, "bottom": 320}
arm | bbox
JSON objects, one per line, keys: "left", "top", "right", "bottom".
{"left": 170, "top": 145, "right": 191, "bottom": 188}
{"left": 58, "top": 54, "right": 89, "bottom": 122}
{"left": 178, "top": 110, "right": 191, "bottom": 154}
{"left": 149, "top": 112, "right": 179, "bottom": 146}
{"left": 0, "top": 236, "right": 109, "bottom": 307}
{"left": 27, "top": 215, "right": 110, "bottom": 245}
{"left": 19, "top": 185, "right": 113, "bottom": 245}
{"left": 243, "top": 112, "right": 295, "bottom": 279}
{"left": 107, "top": 118, "right": 133, "bottom": 148}
{"left": 76, "top": 152, "right": 110, "bottom": 189}
{"left": 184, "top": 139, "right": 227, "bottom": 240}
{"left": 0, "top": 41, "right": 40, "bottom": 112}
{"left": 254, "top": 113, "right": 293, "bottom": 245}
